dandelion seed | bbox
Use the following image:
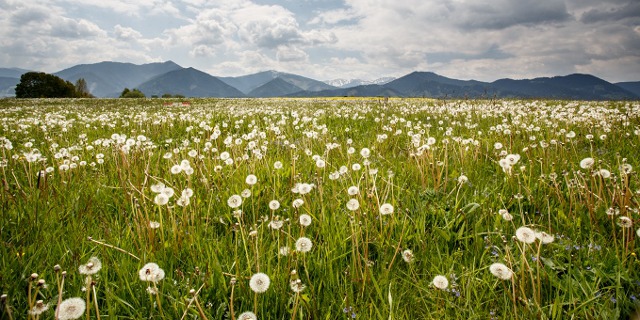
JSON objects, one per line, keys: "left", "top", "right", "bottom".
{"left": 515, "top": 226, "right": 536, "bottom": 244}
{"left": 238, "top": 311, "right": 258, "bottom": 320}
{"left": 154, "top": 193, "right": 169, "bottom": 206}
{"left": 227, "top": 195, "right": 242, "bottom": 208}
{"left": 290, "top": 279, "right": 306, "bottom": 293}
{"left": 432, "top": 275, "right": 448, "bottom": 289}
{"left": 274, "top": 161, "right": 283, "bottom": 169}
{"left": 299, "top": 214, "right": 312, "bottom": 227}
{"left": 458, "top": 175, "right": 469, "bottom": 185}
{"left": 360, "top": 148, "right": 371, "bottom": 158}
{"left": 295, "top": 237, "right": 313, "bottom": 253}
{"left": 620, "top": 163, "right": 633, "bottom": 174}
{"left": 352, "top": 163, "right": 361, "bottom": 171}
{"left": 56, "top": 297, "right": 86, "bottom": 320}
{"left": 402, "top": 249, "right": 414, "bottom": 263}
{"left": 269, "top": 218, "right": 284, "bottom": 230}
{"left": 346, "top": 198, "right": 360, "bottom": 211}
{"left": 269, "top": 200, "right": 280, "bottom": 210}
{"left": 182, "top": 188, "right": 194, "bottom": 198}
{"left": 489, "top": 263, "right": 513, "bottom": 280}
{"left": 245, "top": 174, "right": 258, "bottom": 185}
{"left": 348, "top": 186, "right": 359, "bottom": 196}
{"left": 292, "top": 198, "right": 304, "bottom": 208}
{"left": 241, "top": 189, "right": 251, "bottom": 198}
{"left": 138, "top": 263, "right": 165, "bottom": 283}
{"left": 78, "top": 256, "right": 102, "bottom": 275}
{"left": 249, "top": 273, "right": 270, "bottom": 293}
{"left": 29, "top": 300, "right": 49, "bottom": 316}
{"left": 316, "top": 159, "right": 326, "bottom": 168}
{"left": 618, "top": 216, "right": 633, "bottom": 228}
{"left": 149, "top": 221, "right": 161, "bottom": 229}
{"left": 379, "top": 203, "right": 394, "bottom": 215}
{"left": 279, "top": 246, "right": 290, "bottom": 256}
{"left": 580, "top": 157, "right": 595, "bottom": 169}
{"left": 170, "top": 164, "right": 182, "bottom": 174}
{"left": 535, "top": 231, "right": 555, "bottom": 244}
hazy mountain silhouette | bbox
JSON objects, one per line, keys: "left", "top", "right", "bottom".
{"left": 136, "top": 67, "right": 245, "bottom": 98}
{"left": 55, "top": 61, "right": 183, "bottom": 97}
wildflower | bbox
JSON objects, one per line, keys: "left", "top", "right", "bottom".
{"left": 346, "top": 198, "right": 360, "bottom": 211}
{"left": 268, "top": 218, "right": 284, "bottom": 230}
{"left": 506, "top": 154, "right": 520, "bottom": 165}
{"left": 595, "top": 169, "right": 611, "bottom": 179}
{"left": 139, "top": 263, "right": 165, "bottom": 283}
{"left": 316, "top": 159, "right": 326, "bottom": 168}
{"left": 57, "top": 297, "right": 86, "bottom": 320}
{"left": 182, "top": 188, "right": 194, "bottom": 198}
{"left": 402, "top": 249, "right": 414, "bottom": 263}
{"left": 29, "top": 300, "right": 49, "bottom": 316}
{"left": 241, "top": 189, "right": 251, "bottom": 198}
{"left": 290, "top": 279, "right": 306, "bottom": 293}
{"left": 347, "top": 186, "right": 359, "bottom": 196}
{"left": 245, "top": 174, "right": 258, "bottom": 185}
{"left": 274, "top": 161, "right": 283, "bottom": 169}
{"left": 292, "top": 198, "right": 304, "bottom": 208}
{"left": 170, "top": 164, "right": 182, "bottom": 174}
{"left": 618, "top": 216, "right": 633, "bottom": 228}
{"left": 279, "top": 246, "right": 290, "bottom": 256}
{"left": 269, "top": 200, "right": 280, "bottom": 210}
{"left": 227, "top": 195, "right": 242, "bottom": 208}
{"left": 299, "top": 214, "right": 312, "bottom": 227}
{"left": 78, "top": 256, "right": 102, "bottom": 275}
{"left": 432, "top": 275, "right": 448, "bottom": 289}
{"left": 535, "top": 231, "right": 555, "bottom": 244}
{"left": 238, "top": 311, "right": 258, "bottom": 320}
{"left": 249, "top": 273, "right": 270, "bottom": 293}
{"left": 515, "top": 226, "right": 536, "bottom": 244}
{"left": 458, "top": 175, "right": 468, "bottom": 185}
{"left": 154, "top": 193, "right": 169, "bottom": 206}
{"left": 489, "top": 263, "right": 513, "bottom": 280}
{"left": 360, "top": 148, "right": 371, "bottom": 158}
{"left": 620, "top": 163, "right": 633, "bottom": 174}
{"left": 379, "top": 203, "right": 394, "bottom": 215}
{"left": 296, "top": 237, "right": 313, "bottom": 253}
{"left": 580, "top": 157, "right": 595, "bottom": 169}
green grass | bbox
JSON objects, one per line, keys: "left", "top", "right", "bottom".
{"left": 1, "top": 97, "right": 639, "bottom": 319}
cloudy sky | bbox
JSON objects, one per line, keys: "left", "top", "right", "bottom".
{"left": 1, "top": 0, "right": 639, "bottom": 82}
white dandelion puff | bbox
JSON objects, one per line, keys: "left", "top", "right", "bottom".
{"left": 295, "top": 237, "right": 313, "bottom": 253}
{"left": 432, "top": 275, "right": 448, "bottom": 289}
{"left": 489, "top": 263, "right": 513, "bottom": 280}
{"left": 249, "top": 273, "right": 270, "bottom": 293}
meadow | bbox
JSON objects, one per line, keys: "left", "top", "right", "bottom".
{"left": 0, "top": 97, "right": 639, "bottom": 319}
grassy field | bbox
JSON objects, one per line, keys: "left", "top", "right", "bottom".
{"left": 1, "top": 97, "right": 639, "bottom": 319}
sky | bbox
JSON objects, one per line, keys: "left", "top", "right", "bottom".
{"left": 0, "top": 0, "right": 639, "bottom": 82}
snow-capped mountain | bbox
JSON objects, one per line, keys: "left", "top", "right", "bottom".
{"left": 324, "top": 77, "right": 396, "bottom": 88}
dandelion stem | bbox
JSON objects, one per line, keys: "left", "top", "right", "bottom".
{"left": 87, "top": 237, "right": 140, "bottom": 261}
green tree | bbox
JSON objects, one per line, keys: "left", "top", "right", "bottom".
{"left": 15, "top": 72, "right": 77, "bottom": 98}
{"left": 120, "top": 88, "right": 146, "bottom": 98}
{"left": 74, "top": 78, "right": 93, "bottom": 98}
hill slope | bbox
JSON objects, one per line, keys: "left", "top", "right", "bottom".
{"left": 55, "top": 61, "right": 183, "bottom": 97}
{"left": 136, "top": 67, "right": 245, "bottom": 98}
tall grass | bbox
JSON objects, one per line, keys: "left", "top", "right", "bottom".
{"left": 1, "top": 97, "right": 639, "bottom": 319}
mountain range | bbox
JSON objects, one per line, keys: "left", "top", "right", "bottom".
{"left": 0, "top": 61, "right": 638, "bottom": 100}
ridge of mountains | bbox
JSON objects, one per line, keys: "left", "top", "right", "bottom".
{"left": 0, "top": 61, "right": 638, "bottom": 100}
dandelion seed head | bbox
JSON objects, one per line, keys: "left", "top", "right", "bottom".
{"left": 295, "top": 237, "right": 313, "bottom": 253}
{"left": 139, "top": 263, "right": 165, "bottom": 283}
{"left": 432, "top": 275, "right": 448, "bottom": 289}
{"left": 515, "top": 226, "right": 536, "bottom": 244}
{"left": 238, "top": 311, "right": 258, "bottom": 320}
{"left": 299, "top": 214, "right": 312, "bottom": 227}
{"left": 57, "top": 297, "right": 86, "bottom": 320}
{"left": 489, "top": 263, "right": 513, "bottom": 280}
{"left": 78, "top": 257, "right": 102, "bottom": 275}
{"left": 249, "top": 273, "right": 270, "bottom": 293}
